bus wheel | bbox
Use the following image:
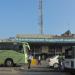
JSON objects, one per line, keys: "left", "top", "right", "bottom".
{"left": 5, "top": 59, "right": 13, "bottom": 67}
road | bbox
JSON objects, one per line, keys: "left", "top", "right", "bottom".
{"left": 0, "top": 71, "right": 71, "bottom": 75}
{"left": 0, "top": 67, "right": 71, "bottom": 75}
{"left": 18, "top": 72, "right": 71, "bottom": 75}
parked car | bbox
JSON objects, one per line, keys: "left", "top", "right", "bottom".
{"left": 47, "top": 55, "right": 59, "bottom": 68}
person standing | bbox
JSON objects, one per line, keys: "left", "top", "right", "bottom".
{"left": 38, "top": 56, "right": 41, "bottom": 65}
{"left": 58, "top": 54, "right": 64, "bottom": 71}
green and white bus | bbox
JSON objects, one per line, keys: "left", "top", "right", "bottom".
{"left": 0, "top": 42, "right": 30, "bottom": 67}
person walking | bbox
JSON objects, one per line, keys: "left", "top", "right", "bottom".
{"left": 28, "top": 55, "right": 32, "bottom": 69}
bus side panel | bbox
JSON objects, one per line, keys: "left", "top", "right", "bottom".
{"left": 64, "top": 59, "right": 71, "bottom": 69}
{"left": 0, "top": 50, "right": 25, "bottom": 65}
{"left": 0, "top": 50, "right": 28, "bottom": 65}
{"left": 0, "top": 50, "right": 6, "bottom": 64}
{"left": 7, "top": 50, "right": 25, "bottom": 64}
{"left": 64, "top": 59, "right": 75, "bottom": 69}
{"left": 73, "top": 59, "right": 75, "bottom": 69}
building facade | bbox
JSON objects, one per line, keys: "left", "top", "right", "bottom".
{"left": 0, "top": 30, "right": 75, "bottom": 60}
{"left": 16, "top": 30, "right": 75, "bottom": 59}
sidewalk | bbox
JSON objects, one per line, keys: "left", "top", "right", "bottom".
{"left": 17, "top": 60, "right": 50, "bottom": 72}
{"left": 31, "top": 60, "right": 48, "bottom": 68}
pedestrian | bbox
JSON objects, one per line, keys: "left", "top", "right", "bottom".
{"left": 58, "top": 54, "right": 64, "bottom": 71}
{"left": 60, "top": 56, "right": 65, "bottom": 71}
{"left": 28, "top": 55, "right": 32, "bottom": 69}
{"left": 60, "top": 60, "right": 65, "bottom": 71}
{"left": 58, "top": 54, "right": 62, "bottom": 70}
{"left": 38, "top": 56, "right": 41, "bottom": 65}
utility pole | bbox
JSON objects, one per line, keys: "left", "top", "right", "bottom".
{"left": 39, "top": 0, "right": 43, "bottom": 34}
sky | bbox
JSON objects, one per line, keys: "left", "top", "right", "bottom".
{"left": 0, "top": 0, "right": 75, "bottom": 38}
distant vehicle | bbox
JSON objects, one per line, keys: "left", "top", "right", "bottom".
{"left": 0, "top": 42, "right": 30, "bottom": 67}
{"left": 64, "top": 46, "right": 75, "bottom": 73}
{"left": 47, "top": 55, "right": 59, "bottom": 68}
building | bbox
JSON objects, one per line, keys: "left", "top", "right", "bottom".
{"left": 16, "top": 30, "right": 75, "bottom": 59}
{"left": 0, "top": 30, "right": 75, "bottom": 59}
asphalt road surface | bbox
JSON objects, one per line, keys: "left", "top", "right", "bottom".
{"left": 0, "top": 67, "right": 71, "bottom": 75}
{"left": 0, "top": 71, "right": 71, "bottom": 75}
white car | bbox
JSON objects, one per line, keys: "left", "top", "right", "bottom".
{"left": 48, "top": 55, "right": 59, "bottom": 68}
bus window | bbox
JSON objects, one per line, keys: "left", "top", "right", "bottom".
{"left": 65, "top": 47, "right": 73, "bottom": 59}
{"left": 12, "top": 44, "right": 24, "bottom": 53}
{"left": 18, "top": 45, "right": 24, "bottom": 53}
